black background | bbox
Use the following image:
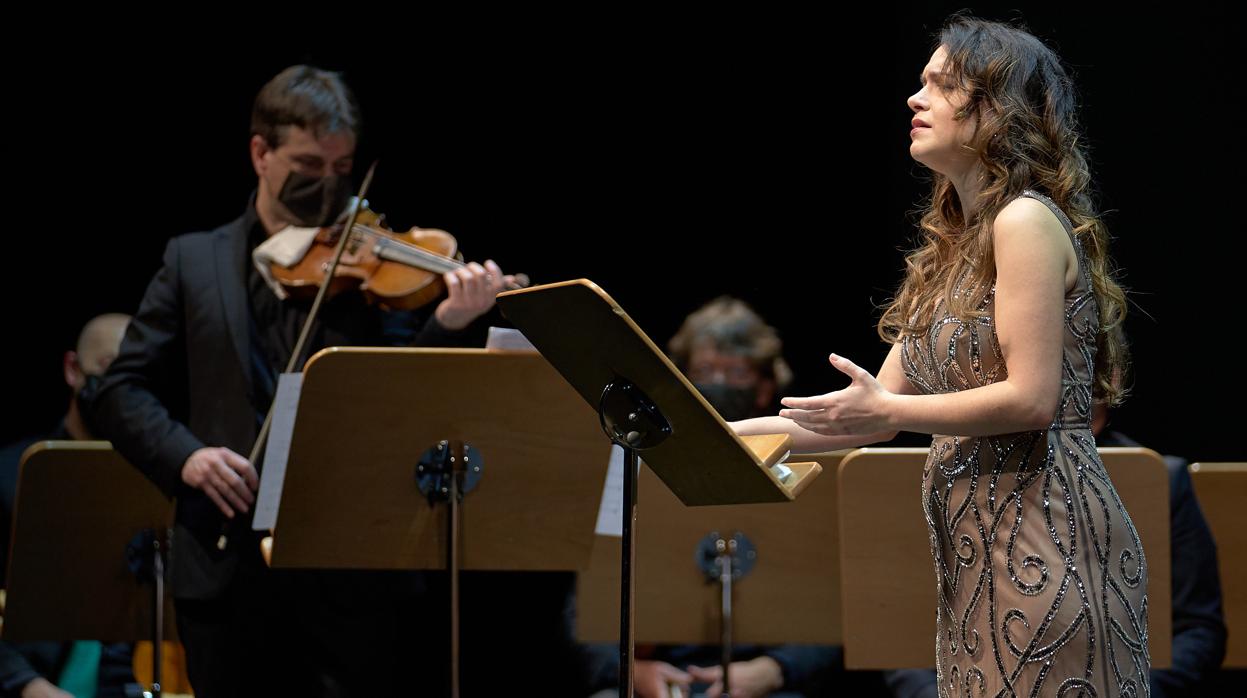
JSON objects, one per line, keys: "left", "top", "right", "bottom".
{"left": 5, "top": 3, "right": 1240, "bottom": 461}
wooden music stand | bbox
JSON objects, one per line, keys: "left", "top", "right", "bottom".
{"left": 836, "top": 447, "right": 1172, "bottom": 669}
{"left": 3, "top": 441, "right": 175, "bottom": 697}
{"left": 577, "top": 451, "right": 847, "bottom": 690}
{"left": 577, "top": 451, "right": 848, "bottom": 645}
{"left": 260, "top": 347, "right": 613, "bottom": 697}
{"left": 1188, "top": 461, "right": 1247, "bottom": 668}
{"left": 497, "top": 279, "right": 822, "bottom": 697}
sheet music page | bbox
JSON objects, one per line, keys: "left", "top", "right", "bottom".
{"left": 486, "top": 326, "right": 538, "bottom": 352}
{"left": 594, "top": 445, "right": 626, "bottom": 537}
{"left": 252, "top": 372, "right": 303, "bottom": 531}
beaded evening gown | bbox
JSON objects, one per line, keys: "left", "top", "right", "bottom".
{"left": 900, "top": 191, "right": 1151, "bottom": 697}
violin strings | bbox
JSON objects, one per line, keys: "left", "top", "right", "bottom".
{"left": 350, "top": 224, "right": 465, "bottom": 273}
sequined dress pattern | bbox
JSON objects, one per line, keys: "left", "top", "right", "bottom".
{"left": 900, "top": 191, "right": 1151, "bottom": 697}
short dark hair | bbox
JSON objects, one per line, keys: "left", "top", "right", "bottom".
{"left": 251, "top": 65, "right": 361, "bottom": 147}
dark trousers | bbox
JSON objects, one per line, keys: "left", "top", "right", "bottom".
{"left": 174, "top": 560, "right": 422, "bottom": 697}
{"left": 419, "top": 570, "right": 588, "bottom": 696}
{"left": 176, "top": 565, "right": 588, "bottom": 697}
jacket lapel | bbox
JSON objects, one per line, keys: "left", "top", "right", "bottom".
{"left": 213, "top": 213, "right": 254, "bottom": 389}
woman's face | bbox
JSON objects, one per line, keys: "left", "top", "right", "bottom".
{"left": 907, "top": 46, "right": 978, "bottom": 177}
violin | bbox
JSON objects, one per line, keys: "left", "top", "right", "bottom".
{"left": 268, "top": 203, "right": 527, "bottom": 310}
{"left": 239, "top": 167, "right": 531, "bottom": 559}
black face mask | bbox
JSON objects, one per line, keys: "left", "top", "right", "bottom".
{"left": 277, "top": 171, "right": 352, "bottom": 227}
{"left": 75, "top": 373, "right": 104, "bottom": 437}
{"left": 694, "top": 382, "right": 760, "bottom": 422}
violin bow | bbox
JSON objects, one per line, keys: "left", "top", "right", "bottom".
{"left": 218, "top": 160, "right": 379, "bottom": 551}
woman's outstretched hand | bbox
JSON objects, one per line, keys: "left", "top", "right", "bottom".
{"left": 779, "top": 353, "right": 896, "bottom": 436}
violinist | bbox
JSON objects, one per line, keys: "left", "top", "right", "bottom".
{"left": 85, "top": 65, "right": 511, "bottom": 697}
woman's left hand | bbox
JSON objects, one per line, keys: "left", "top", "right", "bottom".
{"left": 779, "top": 353, "right": 896, "bottom": 435}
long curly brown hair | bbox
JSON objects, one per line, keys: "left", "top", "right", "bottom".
{"left": 879, "top": 15, "right": 1130, "bottom": 405}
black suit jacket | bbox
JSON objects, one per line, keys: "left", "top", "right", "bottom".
{"left": 89, "top": 202, "right": 472, "bottom": 599}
